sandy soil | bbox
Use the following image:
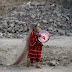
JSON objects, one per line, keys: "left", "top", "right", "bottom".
{"left": 0, "top": 63, "right": 72, "bottom": 72}
{"left": 0, "top": 36, "right": 72, "bottom": 72}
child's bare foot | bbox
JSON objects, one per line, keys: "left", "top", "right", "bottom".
{"left": 26, "top": 63, "right": 30, "bottom": 67}
{"left": 35, "top": 62, "right": 42, "bottom": 68}
{"left": 36, "top": 65, "right": 41, "bottom": 68}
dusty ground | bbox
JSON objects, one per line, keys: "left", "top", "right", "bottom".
{"left": 0, "top": 63, "right": 72, "bottom": 72}
{"left": 0, "top": 36, "right": 72, "bottom": 72}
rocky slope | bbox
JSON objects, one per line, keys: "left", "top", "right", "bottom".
{"left": 0, "top": 0, "right": 72, "bottom": 16}
{"left": 0, "top": 1, "right": 72, "bottom": 38}
{"left": 0, "top": 0, "right": 44, "bottom": 16}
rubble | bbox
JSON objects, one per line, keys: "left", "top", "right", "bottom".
{"left": 0, "top": 1, "right": 71, "bottom": 38}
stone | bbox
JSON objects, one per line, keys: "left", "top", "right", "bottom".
{"left": 19, "top": 27, "right": 23, "bottom": 32}
{"left": 31, "top": 14, "right": 36, "bottom": 18}
{"left": 0, "top": 16, "right": 3, "bottom": 20}
{"left": 7, "top": 33, "right": 13, "bottom": 38}
{"left": 58, "top": 29, "right": 65, "bottom": 35}
{"left": 7, "top": 27, "right": 12, "bottom": 32}
{"left": 48, "top": 60, "right": 57, "bottom": 66}
{"left": 0, "top": 32, "right": 3, "bottom": 37}
{"left": 66, "top": 33, "right": 72, "bottom": 36}
{"left": 50, "top": 4, "right": 55, "bottom": 7}
{"left": 26, "top": 2, "right": 31, "bottom": 6}
{"left": 66, "top": 16, "right": 70, "bottom": 21}
{"left": 12, "top": 29, "right": 15, "bottom": 33}
{"left": 54, "top": 23, "right": 57, "bottom": 27}
{"left": 10, "top": 24, "right": 15, "bottom": 27}
{"left": 49, "top": 18, "right": 53, "bottom": 22}
{"left": 3, "top": 29, "right": 7, "bottom": 32}
{"left": 57, "top": 23, "right": 63, "bottom": 28}
{"left": 43, "top": 20, "right": 47, "bottom": 23}
{"left": 48, "top": 27, "right": 53, "bottom": 31}
{"left": 31, "top": 1, "right": 40, "bottom": 6}
{"left": 39, "top": 2, "right": 45, "bottom": 6}
{"left": 24, "top": 26, "right": 28, "bottom": 32}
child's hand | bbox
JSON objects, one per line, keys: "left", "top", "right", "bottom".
{"left": 38, "top": 35, "right": 41, "bottom": 37}
{"left": 37, "top": 34, "right": 41, "bottom": 37}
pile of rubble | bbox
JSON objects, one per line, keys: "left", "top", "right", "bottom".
{"left": 0, "top": 1, "right": 72, "bottom": 38}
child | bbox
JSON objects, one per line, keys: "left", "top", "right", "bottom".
{"left": 26, "top": 24, "right": 43, "bottom": 68}
{"left": 11, "top": 24, "right": 42, "bottom": 68}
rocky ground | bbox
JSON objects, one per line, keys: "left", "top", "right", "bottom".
{"left": 0, "top": 36, "right": 72, "bottom": 66}
{"left": 0, "top": 36, "right": 72, "bottom": 72}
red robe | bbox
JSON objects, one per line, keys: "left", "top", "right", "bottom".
{"left": 27, "top": 31, "right": 42, "bottom": 62}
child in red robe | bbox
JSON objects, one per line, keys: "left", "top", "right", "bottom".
{"left": 11, "top": 24, "right": 42, "bottom": 68}
{"left": 26, "top": 24, "right": 43, "bottom": 68}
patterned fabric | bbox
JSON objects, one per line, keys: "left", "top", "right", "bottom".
{"left": 27, "top": 31, "right": 42, "bottom": 62}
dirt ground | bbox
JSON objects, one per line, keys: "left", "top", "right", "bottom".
{"left": 0, "top": 36, "right": 72, "bottom": 72}
{"left": 0, "top": 63, "right": 72, "bottom": 72}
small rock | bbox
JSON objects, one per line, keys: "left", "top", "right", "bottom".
{"left": 58, "top": 29, "right": 65, "bottom": 35}
{"left": 31, "top": 1, "right": 40, "bottom": 6}
{"left": 0, "top": 32, "right": 3, "bottom": 37}
{"left": 19, "top": 27, "right": 23, "bottom": 32}
{"left": 0, "top": 16, "right": 3, "bottom": 20}
{"left": 48, "top": 60, "right": 59, "bottom": 66}
{"left": 31, "top": 14, "right": 36, "bottom": 18}
{"left": 66, "top": 33, "right": 72, "bottom": 36}
{"left": 7, "top": 27, "right": 12, "bottom": 32}
{"left": 48, "top": 27, "right": 53, "bottom": 31}
{"left": 66, "top": 16, "right": 70, "bottom": 21}
{"left": 26, "top": 2, "right": 31, "bottom": 6}
{"left": 43, "top": 20, "right": 47, "bottom": 23}
{"left": 50, "top": 4, "right": 55, "bottom": 7}
{"left": 49, "top": 19, "right": 53, "bottom": 22}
